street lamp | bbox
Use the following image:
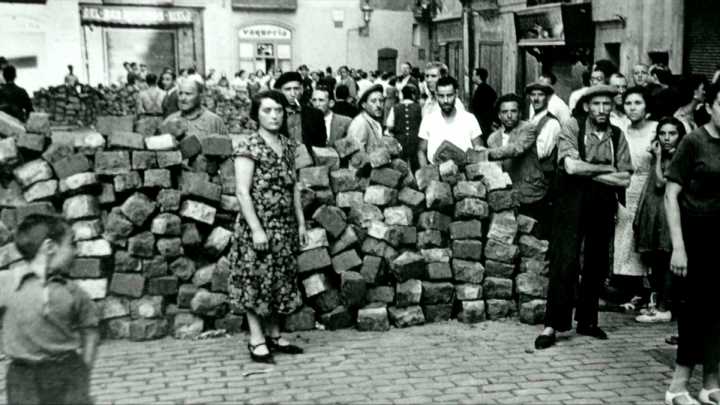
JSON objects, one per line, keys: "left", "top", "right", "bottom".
{"left": 359, "top": 0, "right": 373, "bottom": 36}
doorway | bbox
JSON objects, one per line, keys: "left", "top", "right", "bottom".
{"left": 377, "top": 48, "right": 398, "bottom": 74}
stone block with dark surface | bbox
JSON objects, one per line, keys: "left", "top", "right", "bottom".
{"left": 113, "top": 172, "right": 142, "bottom": 193}
{"left": 17, "top": 133, "right": 46, "bottom": 153}
{"left": 333, "top": 135, "right": 362, "bottom": 158}
{"left": 519, "top": 258, "right": 549, "bottom": 276}
{"left": 190, "top": 289, "right": 228, "bottom": 317}
{"left": 370, "top": 167, "right": 403, "bottom": 188}
{"left": 348, "top": 203, "right": 384, "bottom": 228}
{"left": 432, "top": 140, "right": 466, "bottom": 167}
{"left": 177, "top": 284, "right": 199, "bottom": 309}
{"left": 299, "top": 166, "right": 330, "bottom": 188}
{"left": 485, "top": 299, "right": 513, "bottom": 320}
{"left": 114, "top": 250, "right": 141, "bottom": 273}
{"left": 129, "top": 318, "right": 168, "bottom": 341}
{"left": 458, "top": 300, "right": 486, "bottom": 323}
{"left": 69, "top": 257, "right": 108, "bottom": 279}
{"left": 452, "top": 259, "right": 485, "bottom": 284}
{"left": 485, "top": 260, "right": 516, "bottom": 279}
{"left": 283, "top": 306, "right": 316, "bottom": 332}
{"left": 454, "top": 198, "right": 489, "bottom": 220}
{"left": 99, "top": 183, "right": 116, "bottom": 205}
{"left": 367, "top": 221, "right": 400, "bottom": 246}
{"left": 332, "top": 249, "right": 362, "bottom": 273}
{"left": 103, "top": 209, "right": 134, "bottom": 244}
{"left": 200, "top": 135, "right": 233, "bottom": 157}
{"left": 517, "top": 214, "right": 538, "bottom": 235}
{"left": 417, "top": 230, "right": 444, "bottom": 249}
{"left": 452, "top": 240, "right": 484, "bottom": 261}
{"left": 313, "top": 147, "right": 340, "bottom": 170}
{"left": 361, "top": 238, "right": 398, "bottom": 263}
{"left": 388, "top": 305, "right": 425, "bottom": 328}
{"left": 313, "top": 205, "right": 347, "bottom": 239}
{"left": 360, "top": 255, "right": 384, "bottom": 284}
{"left": 390, "top": 251, "right": 425, "bottom": 282}
{"left": 357, "top": 303, "right": 390, "bottom": 332}
{"left": 313, "top": 289, "right": 341, "bottom": 313}
{"left": 0, "top": 111, "right": 25, "bottom": 138}
{"left": 211, "top": 258, "right": 231, "bottom": 293}
{"left": 449, "top": 220, "right": 484, "bottom": 240}
{"left": 417, "top": 211, "right": 451, "bottom": 232}
{"left": 366, "top": 286, "right": 395, "bottom": 304}
{"left": 421, "top": 281, "right": 454, "bottom": 304}
{"left": 421, "top": 303, "right": 453, "bottom": 323}
{"left": 95, "top": 151, "right": 132, "bottom": 175}
{"left": 147, "top": 276, "right": 179, "bottom": 296}
{"left": 519, "top": 299, "right": 546, "bottom": 324}
{"left": 518, "top": 235, "right": 550, "bottom": 260}
{"left": 330, "top": 169, "right": 358, "bottom": 193}
{"left": 483, "top": 277, "right": 514, "bottom": 300}
{"left": 487, "top": 190, "right": 519, "bottom": 212}
{"left": 320, "top": 306, "right": 355, "bottom": 330}
{"left": 128, "top": 231, "right": 155, "bottom": 258}
{"left": 156, "top": 238, "right": 184, "bottom": 258}
{"left": 142, "top": 257, "right": 168, "bottom": 278}
{"left": 426, "top": 262, "right": 453, "bottom": 280}
{"left": 179, "top": 172, "right": 222, "bottom": 203}
{"left": 181, "top": 223, "right": 202, "bottom": 246}
{"left": 298, "top": 248, "right": 332, "bottom": 274}
{"left": 51, "top": 153, "right": 92, "bottom": 179}
{"left": 120, "top": 192, "right": 157, "bottom": 226}
{"left": 96, "top": 115, "right": 134, "bottom": 136}
{"left": 156, "top": 151, "right": 183, "bottom": 168}
{"left": 132, "top": 151, "right": 157, "bottom": 170}
{"left": 484, "top": 239, "right": 519, "bottom": 264}
{"left": 25, "top": 112, "right": 50, "bottom": 135}
{"left": 143, "top": 169, "right": 172, "bottom": 189}
{"left": 340, "top": 271, "right": 367, "bottom": 308}
{"left": 329, "top": 226, "right": 359, "bottom": 255}
{"left": 157, "top": 189, "right": 181, "bottom": 213}
{"left": 108, "top": 131, "right": 145, "bottom": 150}
{"left": 170, "top": 257, "right": 196, "bottom": 281}
{"left": 179, "top": 135, "right": 202, "bottom": 159}
{"left": 396, "top": 225, "right": 417, "bottom": 246}
{"left": 398, "top": 187, "right": 425, "bottom": 209}
{"left": 110, "top": 273, "right": 146, "bottom": 298}
{"left": 395, "top": 279, "right": 422, "bottom": 307}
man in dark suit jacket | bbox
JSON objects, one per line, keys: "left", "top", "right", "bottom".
{"left": 471, "top": 67, "right": 498, "bottom": 143}
{"left": 274, "top": 71, "right": 327, "bottom": 148}
{"left": 332, "top": 84, "right": 360, "bottom": 118}
{"left": 311, "top": 86, "right": 352, "bottom": 145}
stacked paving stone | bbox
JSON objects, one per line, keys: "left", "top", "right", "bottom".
{"left": 0, "top": 106, "right": 553, "bottom": 341}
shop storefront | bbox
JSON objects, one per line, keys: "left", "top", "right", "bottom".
{"left": 80, "top": 4, "right": 204, "bottom": 86}
{"left": 237, "top": 23, "right": 293, "bottom": 75}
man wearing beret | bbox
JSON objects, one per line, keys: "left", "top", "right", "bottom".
{"left": 274, "top": 71, "right": 328, "bottom": 148}
{"left": 347, "top": 84, "right": 385, "bottom": 151}
{"left": 535, "top": 85, "right": 633, "bottom": 350}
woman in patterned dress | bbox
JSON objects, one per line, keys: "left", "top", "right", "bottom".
{"left": 229, "top": 90, "right": 307, "bottom": 363}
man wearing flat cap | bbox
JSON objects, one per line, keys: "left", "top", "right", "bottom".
{"left": 535, "top": 84, "right": 633, "bottom": 350}
{"left": 274, "top": 71, "right": 327, "bottom": 148}
{"left": 347, "top": 83, "right": 385, "bottom": 151}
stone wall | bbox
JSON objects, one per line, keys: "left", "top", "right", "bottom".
{"left": 0, "top": 108, "right": 549, "bottom": 341}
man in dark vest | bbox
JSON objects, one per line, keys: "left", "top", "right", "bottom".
{"left": 386, "top": 84, "right": 422, "bottom": 171}
{"left": 274, "top": 71, "right": 327, "bottom": 148}
{"left": 534, "top": 85, "right": 633, "bottom": 350}
{"left": 525, "top": 81, "right": 563, "bottom": 239}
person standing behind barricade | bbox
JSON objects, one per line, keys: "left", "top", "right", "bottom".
{"left": 422, "top": 62, "right": 465, "bottom": 118}
{"left": 525, "top": 81, "right": 562, "bottom": 238}
{"left": 274, "top": 71, "right": 327, "bottom": 149}
{"left": 470, "top": 67, "right": 498, "bottom": 142}
{"left": 417, "top": 76, "right": 483, "bottom": 167}
{"left": 160, "top": 71, "right": 179, "bottom": 118}
{"left": 228, "top": 90, "right": 306, "bottom": 364}
{"left": 347, "top": 84, "right": 385, "bottom": 152}
{"left": 529, "top": 72, "right": 572, "bottom": 126}
{"left": 161, "top": 79, "right": 227, "bottom": 138}
{"left": 486, "top": 93, "right": 549, "bottom": 231}
{"left": 386, "top": 84, "right": 422, "bottom": 171}
{"left": 535, "top": 85, "right": 633, "bottom": 350}
{"left": 633, "top": 117, "right": 686, "bottom": 325}
{"left": 135, "top": 73, "right": 166, "bottom": 136}
{"left": 612, "top": 87, "right": 656, "bottom": 310}
{"left": 338, "top": 66, "right": 358, "bottom": 102}
{"left": 310, "top": 85, "right": 351, "bottom": 145}
{"left": 0, "top": 65, "right": 33, "bottom": 122}
{"left": 663, "top": 80, "right": 720, "bottom": 405}
{"left": 332, "top": 84, "right": 360, "bottom": 119}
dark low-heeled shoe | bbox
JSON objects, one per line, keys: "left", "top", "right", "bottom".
{"left": 534, "top": 333, "right": 556, "bottom": 350}
{"left": 268, "top": 336, "right": 304, "bottom": 354}
{"left": 576, "top": 325, "right": 609, "bottom": 340}
{"left": 247, "top": 342, "right": 274, "bottom": 363}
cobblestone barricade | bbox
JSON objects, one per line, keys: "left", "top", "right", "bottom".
{"left": 0, "top": 106, "right": 550, "bottom": 341}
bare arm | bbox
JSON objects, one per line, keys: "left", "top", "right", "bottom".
{"left": 471, "top": 136, "right": 485, "bottom": 149}
{"left": 488, "top": 125, "right": 535, "bottom": 161}
{"left": 654, "top": 155, "right": 667, "bottom": 188}
{"left": 417, "top": 139, "right": 429, "bottom": 167}
{"left": 563, "top": 157, "right": 617, "bottom": 176}
{"left": 81, "top": 328, "right": 100, "bottom": 369}
{"left": 234, "top": 157, "right": 268, "bottom": 250}
{"left": 593, "top": 171, "right": 631, "bottom": 187}
{"left": 664, "top": 182, "right": 687, "bottom": 277}
{"left": 294, "top": 181, "right": 307, "bottom": 246}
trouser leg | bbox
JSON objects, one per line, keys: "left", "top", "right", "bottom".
{"left": 6, "top": 361, "right": 41, "bottom": 405}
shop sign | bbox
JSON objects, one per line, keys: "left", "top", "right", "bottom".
{"left": 81, "top": 6, "right": 193, "bottom": 25}
{"left": 238, "top": 24, "right": 291, "bottom": 41}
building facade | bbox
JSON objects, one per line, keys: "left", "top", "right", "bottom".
{"left": 435, "top": 0, "right": 709, "bottom": 104}
{"left": 0, "top": 0, "right": 426, "bottom": 92}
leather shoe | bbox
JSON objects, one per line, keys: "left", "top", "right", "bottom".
{"left": 247, "top": 342, "right": 275, "bottom": 364}
{"left": 576, "top": 325, "right": 608, "bottom": 340}
{"left": 534, "top": 333, "right": 556, "bottom": 350}
{"left": 268, "top": 336, "right": 304, "bottom": 355}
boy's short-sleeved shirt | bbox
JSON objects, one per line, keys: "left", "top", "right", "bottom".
{"left": 419, "top": 109, "right": 482, "bottom": 164}
{"left": 1, "top": 265, "right": 99, "bottom": 361}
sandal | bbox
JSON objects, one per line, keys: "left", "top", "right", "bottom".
{"left": 665, "top": 391, "right": 700, "bottom": 405}
{"left": 247, "top": 342, "right": 274, "bottom": 364}
{"left": 699, "top": 388, "right": 720, "bottom": 405}
{"left": 268, "top": 336, "right": 304, "bottom": 355}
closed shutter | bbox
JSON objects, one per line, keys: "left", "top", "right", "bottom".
{"left": 685, "top": 0, "right": 720, "bottom": 78}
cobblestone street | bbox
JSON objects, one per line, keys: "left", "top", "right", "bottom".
{"left": 0, "top": 312, "right": 687, "bottom": 404}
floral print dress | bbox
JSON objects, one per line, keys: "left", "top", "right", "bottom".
{"left": 227, "top": 132, "right": 303, "bottom": 317}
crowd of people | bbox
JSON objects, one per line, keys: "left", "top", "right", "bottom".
{"left": 1, "top": 53, "right": 720, "bottom": 405}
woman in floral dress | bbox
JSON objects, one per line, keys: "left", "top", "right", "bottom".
{"left": 228, "top": 90, "right": 307, "bottom": 363}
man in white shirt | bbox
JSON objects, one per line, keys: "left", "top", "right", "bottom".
{"left": 422, "top": 61, "right": 465, "bottom": 117}
{"left": 529, "top": 72, "right": 571, "bottom": 125}
{"left": 396, "top": 62, "right": 418, "bottom": 100}
{"left": 418, "top": 76, "right": 483, "bottom": 166}
{"left": 356, "top": 71, "right": 373, "bottom": 98}
{"left": 526, "top": 81, "right": 562, "bottom": 163}
{"left": 608, "top": 73, "right": 630, "bottom": 131}
{"left": 311, "top": 86, "right": 351, "bottom": 145}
